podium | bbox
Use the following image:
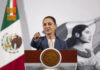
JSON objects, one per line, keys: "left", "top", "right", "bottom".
{"left": 24, "top": 50, "right": 77, "bottom": 70}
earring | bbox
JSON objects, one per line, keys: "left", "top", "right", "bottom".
{"left": 75, "top": 33, "right": 80, "bottom": 38}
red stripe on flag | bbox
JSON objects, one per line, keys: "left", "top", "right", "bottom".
{"left": 13, "top": 0, "right": 16, "bottom": 15}
{"left": 1, "top": 55, "right": 25, "bottom": 70}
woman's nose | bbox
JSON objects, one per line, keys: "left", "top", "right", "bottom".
{"left": 46, "top": 24, "right": 49, "bottom": 27}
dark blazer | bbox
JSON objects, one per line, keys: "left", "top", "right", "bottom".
{"left": 31, "top": 36, "right": 68, "bottom": 50}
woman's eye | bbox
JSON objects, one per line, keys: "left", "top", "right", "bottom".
{"left": 43, "top": 23, "right": 46, "bottom": 26}
{"left": 85, "top": 31, "right": 89, "bottom": 34}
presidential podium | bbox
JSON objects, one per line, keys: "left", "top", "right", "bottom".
{"left": 24, "top": 50, "right": 77, "bottom": 70}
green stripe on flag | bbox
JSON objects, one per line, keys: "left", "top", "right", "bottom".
{"left": 16, "top": 7, "right": 19, "bottom": 20}
{"left": 7, "top": 0, "right": 10, "bottom": 15}
{"left": 1, "top": 0, "right": 19, "bottom": 31}
{"left": 7, "top": 0, "right": 10, "bottom": 8}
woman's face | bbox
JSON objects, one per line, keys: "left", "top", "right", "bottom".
{"left": 80, "top": 28, "right": 91, "bottom": 43}
{"left": 43, "top": 18, "right": 57, "bottom": 35}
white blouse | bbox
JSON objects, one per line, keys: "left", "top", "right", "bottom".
{"left": 48, "top": 39, "right": 55, "bottom": 48}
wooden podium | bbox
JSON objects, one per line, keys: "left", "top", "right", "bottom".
{"left": 24, "top": 50, "right": 77, "bottom": 63}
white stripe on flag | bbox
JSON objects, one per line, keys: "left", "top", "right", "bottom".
{"left": 0, "top": 20, "right": 24, "bottom": 68}
{"left": 10, "top": 0, "right": 13, "bottom": 15}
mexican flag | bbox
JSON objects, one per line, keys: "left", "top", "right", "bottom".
{"left": 0, "top": 0, "right": 25, "bottom": 70}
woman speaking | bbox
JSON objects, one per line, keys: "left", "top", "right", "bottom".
{"left": 31, "top": 16, "right": 67, "bottom": 50}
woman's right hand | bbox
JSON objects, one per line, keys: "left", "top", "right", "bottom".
{"left": 33, "top": 32, "right": 41, "bottom": 42}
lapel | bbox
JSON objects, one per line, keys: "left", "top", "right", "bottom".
{"left": 42, "top": 36, "right": 49, "bottom": 48}
{"left": 42, "top": 36, "right": 60, "bottom": 49}
{"left": 54, "top": 37, "right": 60, "bottom": 49}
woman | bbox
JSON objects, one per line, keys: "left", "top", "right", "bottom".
{"left": 67, "top": 25, "right": 96, "bottom": 70}
{"left": 31, "top": 16, "right": 67, "bottom": 50}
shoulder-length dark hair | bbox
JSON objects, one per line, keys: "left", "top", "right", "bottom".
{"left": 67, "top": 24, "right": 88, "bottom": 48}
